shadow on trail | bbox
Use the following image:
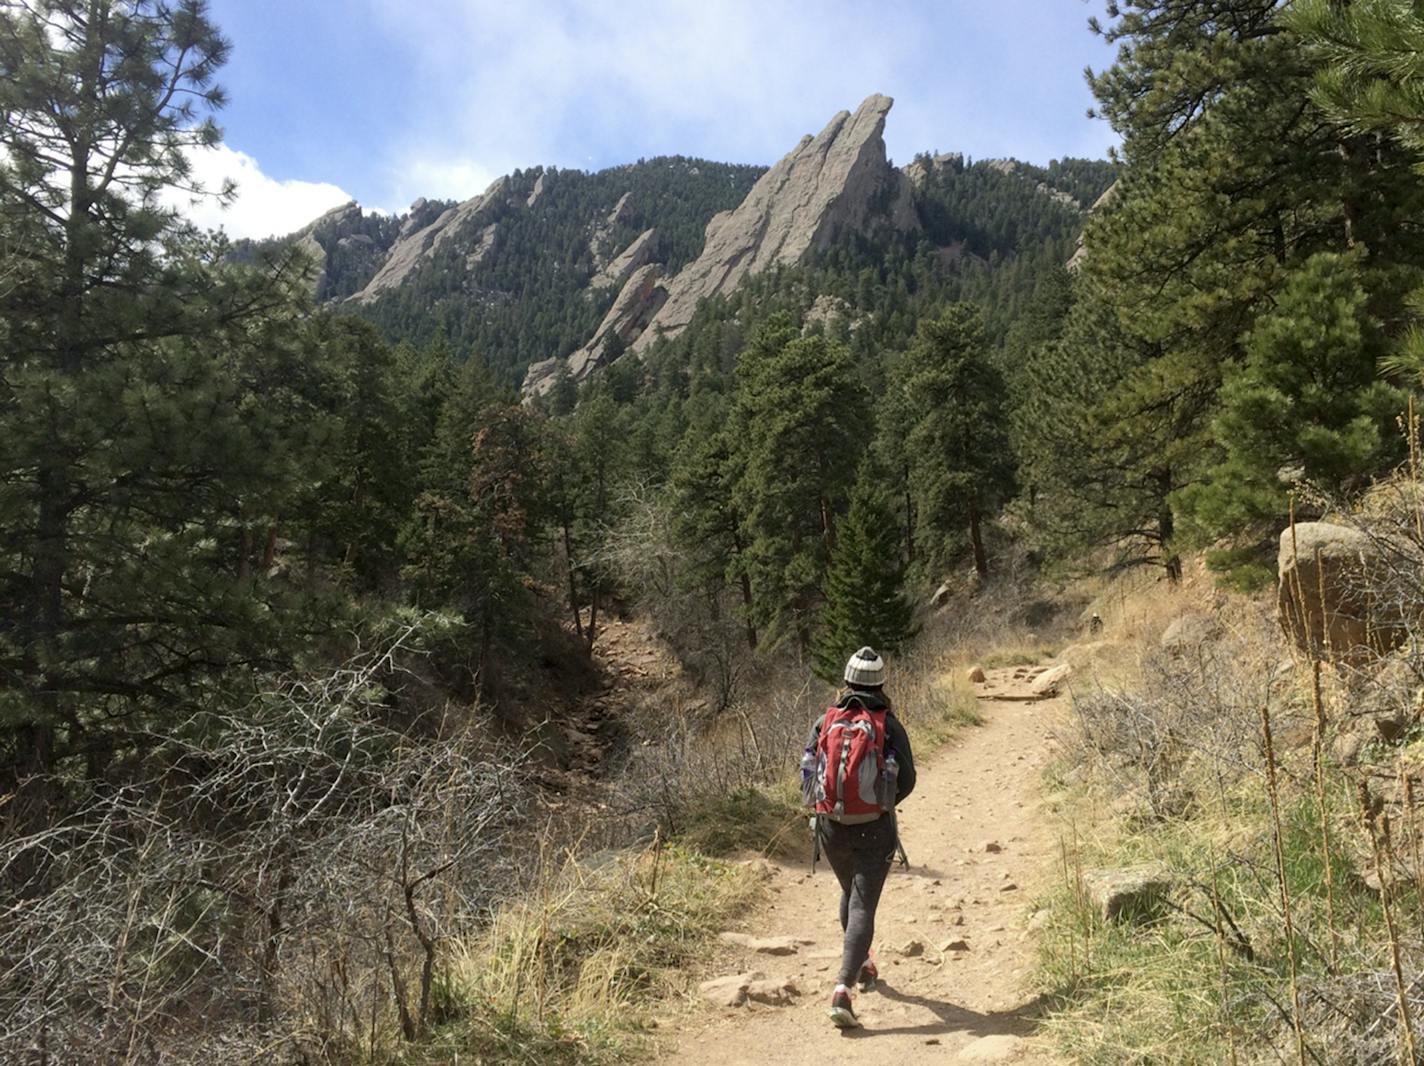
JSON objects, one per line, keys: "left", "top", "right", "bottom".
{"left": 841, "top": 982, "right": 1047, "bottom": 1040}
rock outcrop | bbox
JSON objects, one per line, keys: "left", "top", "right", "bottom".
{"left": 606, "top": 191, "right": 634, "bottom": 227}
{"left": 904, "top": 151, "right": 964, "bottom": 188}
{"left": 801, "top": 293, "right": 853, "bottom": 335}
{"left": 289, "top": 201, "right": 361, "bottom": 292}
{"left": 1278, "top": 521, "right": 1403, "bottom": 662}
{"left": 525, "top": 263, "right": 668, "bottom": 397}
{"left": 589, "top": 227, "right": 660, "bottom": 293}
{"left": 1067, "top": 180, "right": 1119, "bottom": 271}
{"left": 631, "top": 93, "right": 919, "bottom": 351}
{"left": 353, "top": 176, "right": 511, "bottom": 302}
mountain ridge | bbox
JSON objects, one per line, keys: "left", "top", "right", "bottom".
{"left": 249, "top": 94, "right": 1112, "bottom": 390}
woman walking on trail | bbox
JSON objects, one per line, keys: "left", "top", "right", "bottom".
{"left": 802, "top": 646, "right": 916, "bottom": 1029}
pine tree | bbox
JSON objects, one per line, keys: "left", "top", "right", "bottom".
{"left": 885, "top": 307, "right": 1015, "bottom": 577}
{"left": 1175, "top": 251, "right": 1406, "bottom": 540}
{"left": 729, "top": 316, "right": 865, "bottom": 648}
{"left": 1289, "top": 0, "right": 1424, "bottom": 152}
{"left": 813, "top": 471, "right": 915, "bottom": 684}
{"left": 1015, "top": 276, "right": 1215, "bottom": 579}
{"left": 0, "top": 0, "right": 330, "bottom": 831}
{"left": 1041, "top": 0, "right": 1424, "bottom": 573}
{"left": 670, "top": 398, "right": 758, "bottom": 649}
{"left": 309, "top": 317, "right": 412, "bottom": 587}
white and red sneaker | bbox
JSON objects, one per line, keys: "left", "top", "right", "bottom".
{"left": 828, "top": 985, "right": 860, "bottom": 1029}
{"left": 857, "top": 956, "right": 879, "bottom": 993}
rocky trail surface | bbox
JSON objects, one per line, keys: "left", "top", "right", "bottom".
{"left": 658, "top": 665, "right": 1070, "bottom": 1066}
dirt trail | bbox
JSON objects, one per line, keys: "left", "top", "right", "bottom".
{"left": 658, "top": 665, "right": 1068, "bottom": 1065}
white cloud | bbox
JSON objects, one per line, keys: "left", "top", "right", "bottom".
{"left": 363, "top": 0, "right": 1116, "bottom": 208}
{"left": 168, "top": 144, "right": 355, "bottom": 240}
{"left": 387, "top": 155, "right": 499, "bottom": 210}
{"left": 369, "top": 0, "right": 921, "bottom": 206}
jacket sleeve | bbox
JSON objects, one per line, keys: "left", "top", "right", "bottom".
{"left": 886, "top": 713, "right": 916, "bottom": 804}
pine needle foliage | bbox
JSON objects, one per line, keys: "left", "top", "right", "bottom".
{"left": 812, "top": 470, "right": 916, "bottom": 684}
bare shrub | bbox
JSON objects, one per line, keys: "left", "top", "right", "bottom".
{"left": 0, "top": 630, "right": 526, "bottom": 1065}
{"left": 1072, "top": 617, "right": 1280, "bottom": 820}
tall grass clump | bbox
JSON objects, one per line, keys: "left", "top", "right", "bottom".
{"left": 424, "top": 839, "right": 764, "bottom": 1065}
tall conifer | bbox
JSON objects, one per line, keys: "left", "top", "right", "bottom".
{"left": 813, "top": 472, "right": 915, "bottom": 684}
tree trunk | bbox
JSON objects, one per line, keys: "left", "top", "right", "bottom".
{"left": 968, "top": 496, "right": 989, "bottom": 579}
{"left": 1157, "top": 478, "right": 1182, "bottom": 584}
{"left": 237, "top": 526, "right": 252, "bottom": 581}
{"left": 560, "top": 512, "right": 583, "bottom": 642}
{"left": 259, "top": 859, "right": 294, "bottom": 1023}
{"left": 904, "top": 487, "right": 915, "bottom": 565}
{"left": 730, "top": 526, "right": 758, "bottom": 650}
{"left": 586, "top": 583, "right": 600, "bottom": 652}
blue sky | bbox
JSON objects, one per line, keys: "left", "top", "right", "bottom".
{"left": 188, "top": 0, "right": 1121, "bottom": 238}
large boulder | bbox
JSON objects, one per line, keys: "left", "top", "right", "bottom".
{"left": 1277, "top": 522, "right": 1401, "bottom": 662}
{"left": 1030, "top": 663, "right": 1072, "bottom": 698}
{"left": 1159, "top": 614, "right": 1221, "bottom": 658}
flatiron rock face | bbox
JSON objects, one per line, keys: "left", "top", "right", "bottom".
{"left": 631, "top": 93, "right": 918, "bottom": 350}
{"left": 352, "top": 176, "right": 511, "bottom": 302}
{"left": 589, "top": 227, "right": 660, "bottom": 293}
{"left": 527, "top": 263, "right": 668, "bottom": 397}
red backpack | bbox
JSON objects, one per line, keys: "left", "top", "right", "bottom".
{"left": 803, "top": 699, "right": 890, "bottom": 823}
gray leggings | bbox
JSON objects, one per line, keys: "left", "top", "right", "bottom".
{"left": 819, "top": 815, "right": 896, "bottom": 987}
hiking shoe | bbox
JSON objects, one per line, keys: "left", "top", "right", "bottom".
{"left": 828, "top": 986, "right": 860, "bottom": 1029}
{"left": 857, "top": 958, "right": 878, "bottom": 993}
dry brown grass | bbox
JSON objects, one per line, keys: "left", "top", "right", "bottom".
{"left": 429, "top": 840, "right": 765, "bottom": 1065}
{"left": 1038, "top": 521, "right": 1424, "bottom": 1065}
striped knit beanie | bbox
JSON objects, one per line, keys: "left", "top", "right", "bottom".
{"left": 843, "top": 646, "right": 886, "bottom": 687}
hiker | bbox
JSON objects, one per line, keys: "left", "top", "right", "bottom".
{"left": 801, "top": 646, "right": 916, "bottom": 1029}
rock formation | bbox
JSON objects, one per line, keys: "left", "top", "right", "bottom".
{"left": 589, "top": 227, "right": 660, "bottom": 293}
{"left": 801, "top": 293, "right": 854, "bottom": 335}
{"left": 526, "top": 264, "right": 668, "bottom": 397}
{"left": 1068, "top": 180, "right": 1119, "bottom": 271}
{"left": 520, "top": 93, "right": 920, "bottom": 397}
{"left": 904, "top": 151, "right": 964, "bottom": 188}
{"left": 353, "top": 176, "right": 511, "bottom": 302}
{"left": 631, "top": 93, "right": 919, "bottom": 350}
{"left": 289, "top": 201, "right": 361, "bottom": 292}
{"left": 1277, "top": 521, "right": 1405, "bottom": 662}
{"left": 606, "top": 191, "right": 634, "bottom": 227}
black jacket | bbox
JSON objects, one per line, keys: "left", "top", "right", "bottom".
{"left": 803, "top": 690, "right": 916, "bottom": 806}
